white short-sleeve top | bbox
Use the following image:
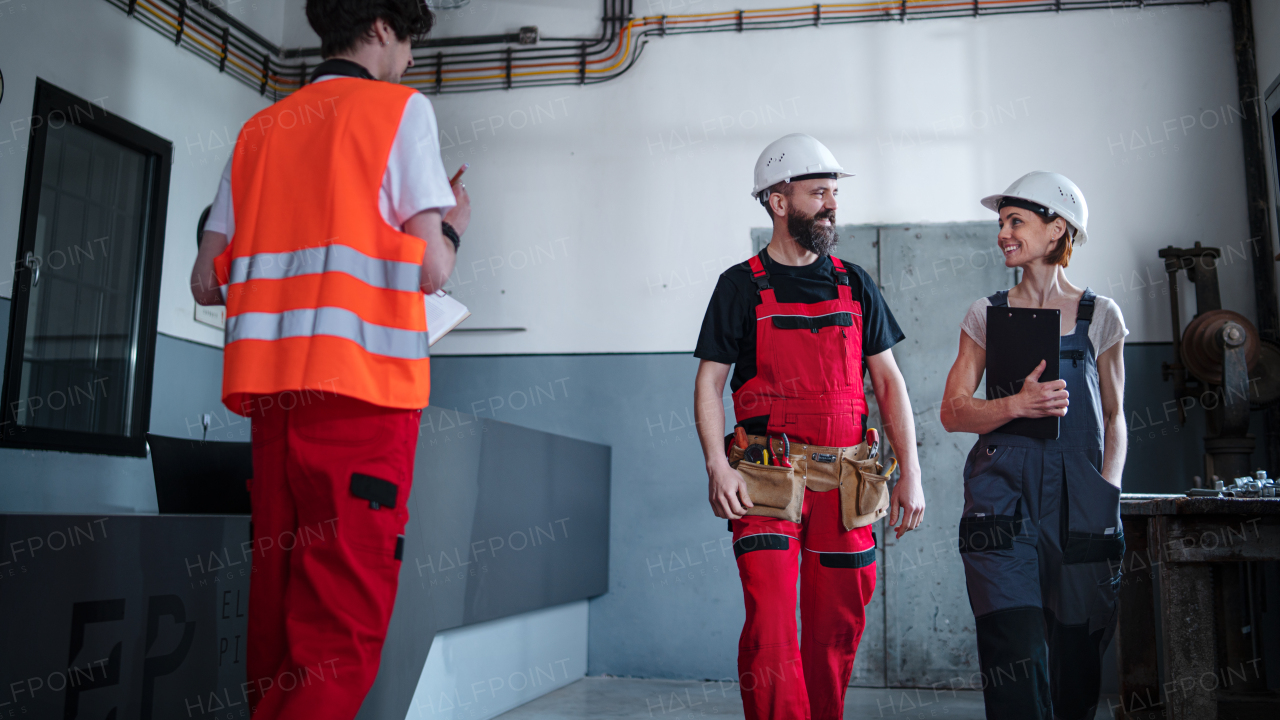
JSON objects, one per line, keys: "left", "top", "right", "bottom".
{"left": 960, "top": 292, "right": 1129, "bottom": 355}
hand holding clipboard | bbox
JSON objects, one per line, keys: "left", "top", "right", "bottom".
{"left": 1018, "top": 359, "right": 1070, "bottom": 418}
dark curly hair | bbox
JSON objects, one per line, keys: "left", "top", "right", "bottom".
{"left": 306, "top": 0, "right": 435, "bottom": 58}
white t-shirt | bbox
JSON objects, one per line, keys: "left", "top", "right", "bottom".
{"left": 204, "top": 75, "right": 456, "bottom": 238}
{"left": 960, "top": 292, "right": 1129, "bottom": 355}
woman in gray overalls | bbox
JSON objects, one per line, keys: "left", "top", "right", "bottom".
{"left": 941, "top": 172, "right": 1128, "bottom": 720}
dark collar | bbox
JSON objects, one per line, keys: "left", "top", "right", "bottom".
{"left": 310, "top": 58, "right": 375, "bottom": 83}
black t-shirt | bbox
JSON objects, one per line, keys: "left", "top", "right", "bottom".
{"left": 694, "top": 249, "right": 905, "bottom": 433}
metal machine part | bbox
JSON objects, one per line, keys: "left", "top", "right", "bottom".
{"left": 1186, "top": 469, "right": 1279, "bottom": 498}
{"left": 1159, "top": 244, "right": 1264, "bottom": 485}
{"left": 1180, "top": 310, "right": 1260, "bottom": 386}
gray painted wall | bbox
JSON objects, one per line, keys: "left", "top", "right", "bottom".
{"left": 425, "top": 348, "right": 1227, "bottom": 681}
{"left": 0, "top": 295, "right": 1266, "bottom": 682}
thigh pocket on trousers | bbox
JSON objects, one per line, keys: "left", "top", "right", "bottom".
{"left": 1063, "top": 452, "right": 1124, "bottom": 565}
{"left": 960, "top": 444, "right": 1026, "bottom": 552}
{"left": 1064, "top": 532, "right": 1125, "bottom": 565}
{"left": 344, "top": 472, "right": 407, "bottom": 562}
{"left": 959, "top": 514, "right": 1021, "bottom": 553}
{"left": 733, "top": 460, "right": 803, "bottom": 523}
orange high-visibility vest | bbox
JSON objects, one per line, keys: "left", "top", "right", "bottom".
{"left": 214, "top": 79, "right": 430, "bottom": 415}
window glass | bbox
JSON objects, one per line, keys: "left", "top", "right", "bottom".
{"left": 16, "top": 123, "right": 151, "bottom": 436}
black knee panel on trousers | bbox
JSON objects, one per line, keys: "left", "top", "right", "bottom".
{"left": 1044, "top": 608, "right": 1109, "bottom": 720}
{"left": 974, "top": 607, "right": 1051, "bottom": 720}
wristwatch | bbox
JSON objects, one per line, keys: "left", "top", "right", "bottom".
{"left": 441, "top": 222, "right": 460, "bottom": 252}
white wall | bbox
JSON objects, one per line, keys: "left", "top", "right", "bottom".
{"left": 2, "top": 1, "right": 1254, "bottom": 354}
{"left": 428, "top": 0, "right": 601, "bottom": 40}
{"left": 0, "top": 0, "right": 269, "bottom": 348}
{"left": 223, "top": 0, "right": 286, "bottom": 46}
{"left": 406, "top": 601, "right": 587, "bottom": 720}
{"left": 281, "top": 0, "right": 320, "bottom": 48}
{"left": 416, "top": 0, "right": 1254, "bottom": 355}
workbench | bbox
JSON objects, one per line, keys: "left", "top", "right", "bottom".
{"left": 1116, "top": 494, "right": 1280, "bottom": 719}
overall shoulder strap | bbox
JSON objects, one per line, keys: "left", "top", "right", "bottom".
{"left": 987, "top": 290, "right": 1010, "bottom": 307}
{"left": 829, "top": 255, "right": 852, "bottom": 300}
{"left": 746, "top": 253, "right": 776, "bottom": 302}
{"left": 1078, "top": 287, "right": 1096, "bottom": 325}
{"left": 828, "top": 256, "right": 851, "bottom": 286}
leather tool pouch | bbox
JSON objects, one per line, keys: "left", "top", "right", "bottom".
{"left": 840, "top": 448, "right": 891, "bottom": 531}
{"left": 728, "top": 445, "right": 804, "bottom": 523}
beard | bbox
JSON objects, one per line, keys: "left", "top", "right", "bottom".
{"left": 787, "top": 206, "right": 838, "bottom": 255}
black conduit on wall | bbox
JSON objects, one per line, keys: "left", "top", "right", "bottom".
{"left": 107, "top": 0, "right": 1225, "bottom": 99}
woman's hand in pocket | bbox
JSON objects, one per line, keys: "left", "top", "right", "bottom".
{"left": 708, "top": 461, "right": 754, "bottom": 519}
{"left": 1016, "top": 359, "right": 1069, "bottom": 418}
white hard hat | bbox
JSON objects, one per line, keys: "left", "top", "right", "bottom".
{"left": 752, "top": 133, "right": 851, "bottom": 198}
{"left": 981, "top": 171, "right": 1089, "bottom": 246}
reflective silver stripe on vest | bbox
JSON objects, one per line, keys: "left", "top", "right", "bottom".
{"left": 226, "top": 307, "right": 429, "bottom": 360}
{"left": 228, "top": 243, "right": 421, "bottom": 293}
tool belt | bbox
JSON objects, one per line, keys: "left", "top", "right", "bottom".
{"left": 727, "top": 434, "right": 892, "bottom": 529}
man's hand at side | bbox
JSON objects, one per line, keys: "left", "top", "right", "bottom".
{"left": 708, "top": 459, "right": 753, "bottom": 520}
{"left": 866, "top": 348, "right": 925, "bottom": 539}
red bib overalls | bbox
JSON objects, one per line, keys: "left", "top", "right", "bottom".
{"left": 729, "top": 254, "right": 878, "bottom": 720}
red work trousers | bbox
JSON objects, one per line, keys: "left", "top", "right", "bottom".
{"left": 245, "top": 393, "right": 420, "bottom": 719}
{"left": 733, "top": 487, "right": 877, "bottom": 720}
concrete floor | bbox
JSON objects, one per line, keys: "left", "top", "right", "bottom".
{"left": 495, "top": 676, "right": 1121, "bottom": 719}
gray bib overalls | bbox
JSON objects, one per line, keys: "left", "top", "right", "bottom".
{"left": 959, "top": 288, "right": 1123, "bottom": 720}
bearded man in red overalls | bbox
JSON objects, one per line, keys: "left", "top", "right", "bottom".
{"left": 694, "top": 134, "right": 926, "bottom": 720}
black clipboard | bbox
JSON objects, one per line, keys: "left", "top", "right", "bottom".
{"left": 986, "top": 306, "right": 1061, "bottom": 439}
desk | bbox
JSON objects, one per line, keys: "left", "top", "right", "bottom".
{"left": 1116, "top": 494, "right": 1280, "bottom": 719}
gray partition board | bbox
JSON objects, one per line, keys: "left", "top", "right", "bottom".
{"left": 878, "top": 223, "right": 1013, "bottom": 686}
{"left": 0, "top": 414, "right": 610, "bottom": 720}
{"left": 361, "top": 412, "right": 611, "bottom": 720}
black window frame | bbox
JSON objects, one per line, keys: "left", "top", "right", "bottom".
{"left": 1, "top": 79, "right": 171, "bottom": 457}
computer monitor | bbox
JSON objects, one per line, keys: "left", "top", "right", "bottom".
{"left": 147, "top": 433, "right": 252, "bottom": 514}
